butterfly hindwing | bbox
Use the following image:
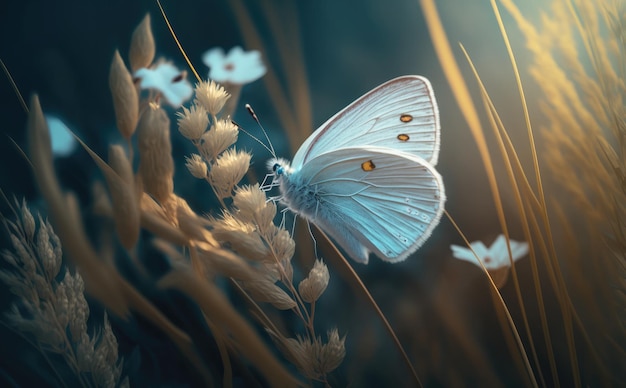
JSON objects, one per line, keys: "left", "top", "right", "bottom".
{"left": 292, "top": 76, "right": 440, "bottom": 169}
{"left": 290, "top": 146, "right": 445, "bottom": 263}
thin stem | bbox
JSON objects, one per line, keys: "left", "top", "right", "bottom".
{"left": 314, "top": 225, "right": 422, "bottom": 387}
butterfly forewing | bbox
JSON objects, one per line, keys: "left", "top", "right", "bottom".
{"left": 294, "top": 146, "right": 445, "bottom": 263}
{"left": 292, "top": 76, "right": 440, "bottom": 169}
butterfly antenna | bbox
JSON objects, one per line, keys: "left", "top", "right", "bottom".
{"left": 246, "top": 104, "right": 276, "bottom": 158}
{"left": 231, "top": 119, "right": 274, "bottom": 156}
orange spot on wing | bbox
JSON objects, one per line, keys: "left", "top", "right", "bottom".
{"left": 361, "top": 160, "right": 376, "bottom": 171}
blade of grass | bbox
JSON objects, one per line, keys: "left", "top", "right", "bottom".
{"left": 419, "top": 0, "right": 538, "bottom": 385}
{"left": 493, "top": 1, "right": 581, "bottom": 385}
{"left": 1, "top": 59, "right": 28, "bottom": 113}
{"left": 158, "top": 268, "right": 301, "bottom": 387}
{"left": 313, "top": 225, "right": 423, "bottom": 387}
{"left": 460, "top": 42, "right": 551, "bottom": 387}
{"left": 445, "top": 210, "right": 538, "bottom": 387}
{"left": 156, "top": 0, "right": 202, "bottom": 82}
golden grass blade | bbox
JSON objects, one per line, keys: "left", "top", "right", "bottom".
{"left": 107, "top": 145, "right": 141, "bottom": 249}
{"left": 70, "top": 132, "right": 191, "bottom": 247}
{"left": 482, "top": 94, "right": 552, "bottom": 388}
{"left": 27, "top": 94, "right": 129, "bottom": 317}
{"left": 564, "top": 0, "right": 605, "bottom": 88}
{"left": 158, "top": 268, "right": 301, "bottom": 387}
{"left": 156, "top": 0, "right": 202, "bottom": 82}
{"left": 494, "top": 2, "right": 582, "bottom": 385}
{"left": 118, "top": 279, "right": 214, "bottom": 384}
{"left": 419, "top": 0, "right": 515, "bottom": 289}
{"left": 459, "top": 42, "right": 550, "bottom": 386}
{"left": 419, "top": 1, "right": 539, "bottom": 385}
{"left": 445, "top": 210, "right": 538, "bottom": 387}
{"left": 523, "top": 197, "right": 610, "bottom": 382}
{"left": 206, "top": 319, "right": 233, "bottom": 388}
{"left": 313, "top": 225, "right": 423, "bottom": 388}
{"left": 30, "top": 110, "right": 214, "bottom": 382}
{"left": 491, "top": 0, "right": 543, "bottom": 209}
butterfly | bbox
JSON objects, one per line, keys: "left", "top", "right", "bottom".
{"left": 268, "top": 75, "right": 445, "bottom": 264}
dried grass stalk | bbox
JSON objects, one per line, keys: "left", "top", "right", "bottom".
{"left": 139, "top": 193, "right": 190, "bottom": 246}
{"left": 27, "top": 94, "right": 129, "bottom": 317}
{"left": 172, "top": 195, "right": 217, "bottom": 247}
{"left": 1, "top": 201, "right": 129, "bottom": 387}
{"left": 108, "top": 145, "right": 140, "bottom": 249}
{"left": 158, "top": 269, "right": 300, "bottom": 387}
{"left": 137, "top": 105, "right": 174, "bottom": 203}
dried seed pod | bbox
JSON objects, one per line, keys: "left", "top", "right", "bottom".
{"left": 298, "top": 259, "right": 329, "bottom": 303}
{"left": 129, "top": 14, "right": 155, "bottom": 72}
{"left": 200, "top": 119, "right": 239, "bottom": 160}
{"left": 194, "top": 80, "right": 230, "bottom": 116}
{"left": 184, "top": 154, "right": 207, "bottom": 179}
{"left": 137, "top": 105, "right": 174, "bottom": 203}
{"left": 241, "top": 272, "right": 297, "bottom": 310}
{"left": 177, "top": 104, "right": 209, "bottom": 141}
{"left": 208, "top": 149, "right": 250, "bottom": 199}
{"left": 109, "top": 50, "right": 139, "bottom": 140}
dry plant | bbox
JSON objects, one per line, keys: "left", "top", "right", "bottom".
{"left": 2, "top": 8, "right": 357, "bottom": 386}
{"left": 5, "top": 11, "right": 310, "bottom": 386}
{"left": 0, "top": 199, "right": 128, "bottom": 387}
{"left": 421, "top": 0, "right": 626, "bottom": 386}
{"left": 175, "top": 74, "right": 346, "bottom": 385}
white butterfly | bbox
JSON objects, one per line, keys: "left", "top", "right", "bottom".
{"left": 268, "top": 75, "right": 445, "bottom": 264}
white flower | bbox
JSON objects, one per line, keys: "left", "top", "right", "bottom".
{"left": 45, "top": 115, "right": 77, "bottom": 157}
{"left": 450, "top": 234, "right": 529, "bottom": 270}
{"left": 134, "top": 62, "right": 193, "bottom": 107}
{"left": 201, "top": 46, "right": 266, "bottom": 84}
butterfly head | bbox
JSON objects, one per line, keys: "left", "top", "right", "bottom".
{"left": 267, "top": 157, "right": 293, "bottom": 177}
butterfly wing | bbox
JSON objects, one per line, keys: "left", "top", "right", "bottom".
{"left": 290, "top": 146, "right": 445, "bottom": 264}
{"left": 292, "top": 76, "right": 440, "bottom": 169}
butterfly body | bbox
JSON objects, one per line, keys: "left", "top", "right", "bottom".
{"left": 269, "top": 76, "right": 445, "bottom": 264}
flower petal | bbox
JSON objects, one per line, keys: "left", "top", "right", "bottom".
{"left": 489, "top": 234, "right": 509, "bottom": 264}
{"left": 510, "top": 240, "right": 529, "bottom": 261}
{"left": 46, "top": 115, "right": 77, "bottom": 157}
{"left": 451, "top": 241, "right": 488, "bottom": 266}
{"left": 202, "top": 47, "right": 226, "bottom": 68}
{"left": 134, "top": 63, "right": 192, "bottom": 107}
{"left": 202, "top": 46, "right": 266, "bottom": 84}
